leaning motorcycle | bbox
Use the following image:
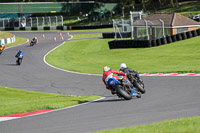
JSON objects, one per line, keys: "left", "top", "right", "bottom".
{"left": 127, "top": 73, "right": 146, "bottom": 94}
{"left": 0, "top": 46, "right": 5, "bottom": 55}
{"left": 16, "top": 55, "right": 23, "bottom": 65}
{"left": 107, "top": 77, "right": 141, "bottom": 100}
{"left": 30, "top": 40, "right": 36, "bottom": 46}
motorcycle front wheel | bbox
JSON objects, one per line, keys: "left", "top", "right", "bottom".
{"left": 115, "top": 85, "right": 132, "bottom": 100}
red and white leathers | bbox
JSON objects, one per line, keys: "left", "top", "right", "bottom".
{"left": 0, "top": 45, "right": 5, "bottom": 51}
{"left": 102, "top": 69, "right": 126, "bottom": 94}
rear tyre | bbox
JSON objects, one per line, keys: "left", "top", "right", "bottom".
{"left": 115, "top": 85, "right": 132, "bottom": 100}
{"left": 133, "top": 82, "right": 146, "bottom": 94}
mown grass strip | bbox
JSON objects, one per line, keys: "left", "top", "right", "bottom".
{"left": 5, "top": 37, "right": 27, "bottom": 48}
{"left": 93, "top": 116, "right": 200, "bottom": 133}
{"left": 0, "top": 86, "right": 101, "bottom": 117}
{"left": 46, "top": 36, "right": 200, "bottom": 74}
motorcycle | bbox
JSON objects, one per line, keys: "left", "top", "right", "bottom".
{"left": 16, "top": 55, "right": 23, "bottom": 65}
{"left": 107, "top": 76, "right": 141, "bottom": 100}
{"left": 127, "top": 73, "right": 146, "bottom": 94}
{"left": 0, "top": 45, "right": 5, "bottom": 55}
{"left": 30, "top": 40, "right": 36, "bottom": 46}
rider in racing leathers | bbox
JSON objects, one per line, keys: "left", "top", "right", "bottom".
{"left": 31, "top": 37, "right": 38, "bottom": 44}
{"left": 102, "top": 66, "right": 126, "bottom": 95}
{"left": 15, "top": 50, "right": 24, "bottom": 59}
{"left": 119, "top": 63, "right": 142, "bottom": 81}
{"left": 0, "top": 44, "right": 5, "bottom": 51}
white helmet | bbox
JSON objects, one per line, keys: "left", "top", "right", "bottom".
{"left": 120, "top": 63, "right": 127, "bottom": 69}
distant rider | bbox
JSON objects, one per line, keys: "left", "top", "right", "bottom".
{"left": 119, "top": 63, "right": 142, "bottom": 82}
{"left": 15, "top": 50, "right": 24, "bottom": 59}
{"left": 31, "top": 37, "right": 38, "bottom": 44}
{"left": 0, "top": 44, "right": 5, "bottom": 51}
{"left": 102, "top": 66, "right": 126, "bottom": 95}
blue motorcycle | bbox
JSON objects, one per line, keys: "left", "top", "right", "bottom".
{"left": 107, "top": 76, "right": 141, "bottom": 100}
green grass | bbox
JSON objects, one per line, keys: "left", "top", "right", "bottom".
{"left": 93, "top": 116, "right": 200, "bottom": 133}
{"left": 46, "top": 36, "right": 200, "bottom": 74}
{"left": 156, "top": 1, "right": 200, "bottom": 17}
{"left": 0, "top": 86, "right": 101, "bottom": 116}
{"left": 5, "top": 37, "right": 27, "bottom": 48}
{"left": 0, "top": 31, "right": 13, "bottom": 39}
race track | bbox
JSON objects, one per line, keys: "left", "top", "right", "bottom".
{"left": 0, "top": 32, "right": 199, "bottom": 133}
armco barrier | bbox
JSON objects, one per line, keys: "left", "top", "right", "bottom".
{"left": 3, "top": 26, "right": 67, "bottom": 31}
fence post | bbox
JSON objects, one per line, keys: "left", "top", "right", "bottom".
{"left": 36, "top": 17, "right": 38, "bottom": 27}
{"left": 30, "top": 17, "right": 32, "bottom": 27}
{"left": 61, "top": 16, "right": 63, "bottom": 26}
{"left": 55, "top": 16, "right": 57, "bottom": 26}
{"left": 42, "top": 17, "right": 45, "bottom": 27}
{"left": 48, "top": 16, "right": 51, "bottom": 26}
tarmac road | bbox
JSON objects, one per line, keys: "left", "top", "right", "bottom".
{"left": 0, "top": 32, "right": 199, "bottom": 133}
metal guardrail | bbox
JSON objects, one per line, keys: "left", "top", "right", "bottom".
{"left": 0, "top": 16, "right": 63, "bottom": 28}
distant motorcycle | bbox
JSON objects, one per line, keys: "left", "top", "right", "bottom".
{"left": 107, "top": 76, "right": 141, "bottom": 100}
{"left": 15, "top": 51, "right": 23, "bottom": 65}
{"left": 0, "top": 45, "right": 5, "bottom": 55}
{"left": 16, "top": 55, "right": 23, "bottom": 65}
{"left": 30, "top": 40, "right": 36, "bottom": 46}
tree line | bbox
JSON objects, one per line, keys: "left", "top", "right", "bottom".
{"left": 0, "top": 0, "right": 199, "bottom": 12}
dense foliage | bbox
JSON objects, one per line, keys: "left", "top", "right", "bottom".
{"left": 0, "top": 0, "right": 199, "bottom": 12}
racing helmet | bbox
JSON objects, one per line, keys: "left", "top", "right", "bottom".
{"left": 103, "top": 66, "right": 110, "bottom": 72}
{"left": 19, "top": 50, "right": 22, "bottom": 52}
{"left": 120, "top": 63, "right": 127, "bottom": 69}
{"left": 35, "top": 37, "right": 37, "bottom": 39}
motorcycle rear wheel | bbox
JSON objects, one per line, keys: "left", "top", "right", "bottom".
{"left": 133, "top": 82, "right": 146, "bottom": 94}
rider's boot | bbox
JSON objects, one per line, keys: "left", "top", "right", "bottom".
{"left": 131, "top": 88, "right": 137, "bottom": 97}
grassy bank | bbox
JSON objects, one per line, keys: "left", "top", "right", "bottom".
{"left": 0, "top": 86, "right": 100, "bottom": 117}
{"left": 158, "top": 1, "right": 200, "bottom": 17}
{"left": 46, "top": 36, "right": 200, "bottom": 74}
{"left": 5, "top": 37, "right": 27, "bottom": 48}
{"left": 93, "top": 116, "right": 200, "bottom": 133}
{"left": 0, "top": 31, "right": 13, "bottom": 39}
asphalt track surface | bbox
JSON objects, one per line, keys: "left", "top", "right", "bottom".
{"left": 0, "top": 32, "right": 200, "bottom": 133}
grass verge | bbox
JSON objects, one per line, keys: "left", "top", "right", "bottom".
{"left": 93, "top": 116, "right": 200, "bottom": 133}
{"left": 46, "top": 36, "right": 200, "bottom": 74}
{"left": 0, "top": 86, "right": 101, "bottom": 117}
{"left": 0, "top": 31, "right": 13, "bottom": 39}
{"left": 5, "top": 37, "right": 27, "bottom": 48}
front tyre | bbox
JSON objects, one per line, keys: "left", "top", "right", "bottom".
{"left": 115, "top": 85, "right": 132, "bottom": 100}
